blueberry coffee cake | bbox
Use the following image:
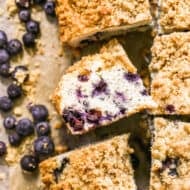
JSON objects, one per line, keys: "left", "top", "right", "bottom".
{"left": 158, "top": 0, "right": 190, "bottom": 33}
{"left": 149, "top": 32, "right": 190, "bottom": 115}
{"left": 39, "top": 134, "right": 136, "bottom": 190}
{"left": 55, "top": 0, "right": 152, "bottom": 47}
{"left": 150, "top": 118, "right": 190, "bottom": 190}
{"left": 52, "top": 39, "right": 156, "bottom": 134}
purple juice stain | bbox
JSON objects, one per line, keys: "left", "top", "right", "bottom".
{"left": 141, "top": 89, "right": 148, "bottom": 96}
{"left": 115, "top": 91, "right": 126, "bottom": 101}
{"left": 86, "top": 109, "right": 102, "bottom": 124}
{"left": 76, "top": 88, "right": 87, "bottom": 98}
{"left": 124, "top": 72, "right": 140, "bottom": 82}
{"left": 78, "top": 74, "right": 89, "bottom": 82}
{"left": 92, "top": 79, "right": 108, "bottom": 97}
{"left": 166, "top": 104, "right": 175, "bottom": 113}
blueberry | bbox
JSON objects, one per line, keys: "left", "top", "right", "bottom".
{"left": 86, "top": 109, "right": 102, "bottom": 124}
{"left": 0, "top": 63, "right": 10, "bottom": 77}
{"left": 35, "top": 122, "right": 50, "bottom": 136}
{"left": 0, "top": 49, "right": 10, "bottom": 64}
{"left": 34, "top": 136, "right": 54, "bottom": 157}
{"left": 7, "top": 83, "right": 22, "bottom": 99}
{"left": 26, "top": 20, "right": 40, "bottom": 35}
{"left": 0, "top": 96, "right": 13, "bottom": 112}
{"left": 33, "top": 0, "right": 46, "bottom": 4}
{"left": 8, "top": 132, "right": 22, "bottom": 146}
{"left": 0, "top": 30, "right": 8, "bottom": 48}
{"left": 166, "top": 104, "right": 175, "bottom": 113}
{"left": 22, "top": 32, "right": 36, "bottom": 47}
{"left": 124, "top": 72, "right": 140, "bottom": 82}
{"left": 19, "top": 9, "right": 30, "bottom": 22}
{"left": 3, "top": 116, "right": 16, "bottom": 129}
{"left": 16, "top": 118, "right": 34, "bottom": 137}
{"left": 29, "top": 104, "right": 48, "bottom": 122}
{"left": 0, "top": 141, "right": 6, "bottom": 156}
{"left": 78, "top": 74, "right": 89, "bottom": 82}
{"left": 92, "top": 79, "right": 108, "bottom": 97}
{"left": 44, "top": 1, "right": 55, "bottom": 16}
{"left": 15, "top": 0, "right": 31, "bottom": 8}
{"left": 11, "top": 65, "right": 28, "bottom": 82}
{"left": 7, "top": 39, "right": 22, "bottom": 56}
{"left": 20, "top": 155, "right": 38, "bottom": 172}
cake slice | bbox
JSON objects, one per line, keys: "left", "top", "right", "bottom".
{"left": 52, "top": 39, "right": 156, "bottom": 135}
{"left": 149, "top": 32, "right": 190, "bottom": 115}
{"left": 150, "top": 118, "right": 190, "bottom": 190}
{"left": 158, "top": 0, "right": 190, "bottom": 33}
{"left": 56, "top": 0, "right": 152, "bottom": 47}
{"left": 39, "top": 134, "right": 136, "bottom": 190}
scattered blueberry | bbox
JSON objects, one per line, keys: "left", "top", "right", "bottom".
{"left": 78, "top": 74, "right": 89, "bottom": 82}
{"left": 92, "top": 79, "right": 107, "bottom": 97}
{"left": 119, "top": 108, "right": 126, "bottom": 114}
{"left": 166, "top": 104, "right": 175, "bottom": 113}
{"left": 33, "top": 0, "right": 46, "bottom": 4}
{"left": 0, "top": 141, "right": 6, "bottom": 156}
{"left": 26, "top": 20, "right": 40, "bottom": 35}
{"left": 15, "top": 0, "right": 31, "bottom": 8}
{"left": 124, "top": 72, "right": 140, "bottom": 82}
{"left": 0, "top": 96, "right": 13, "bottom": 112}
{"left": 29, "top": 104, "right": 48, "bottom": 122}
{"left": 22, "top": 32, "right": 36, "bottom": 47}
{"left": 34, "top": 136, "right": 54, "bottom": 157}
{"left": 3, "top": 116, "right": 16, "bottom": 129}
{"left": 0, "top": 63, "right": 10, "bottom": 77}
{"left": 0, "top": 30, "right": 7, "bottom": 48}
{"left": 11, "top": 65, "right": 28, "bottom": 82}
{"left": 16, "top": 118, "right": 34, "bottom": 137}
{"left": 20, "top": 155, "right": 38, "bottom": 172}
{"left": 7, "top": 83, "right": 22, "bottom": 99}
{"left": 141, "top": 89, "right": 148, "bottom": 96}
{"left": 86, "top": 109, "right": 101, "bottom": 124}
{"left": 19, "top": 9, "right": 31, "bottom": 22}
{"left": 0, "top": 49, "right": 10, "bottom": 64}
{"left": 8, "top": 132, "right": 22, "bottom": 146}
{"left": 35, "top": 122, "right": 50, "bottom": 136}
{"left": 7, "top": 39, "right": 22, "bottom": 56}
{"left": 44, "top": 1, "right": 55, "bottom": 16}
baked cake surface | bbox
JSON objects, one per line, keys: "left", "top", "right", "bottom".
{"left": 39, "top": 134, "right": 136, "bottom": 190}
{"left": 150, "top": 118, "right": 190, "bottom": 190}
{"left": 149, "top": 32, "right": 190, "bottom": 115}
{"left": 56, "top": 0, "right": 152, "bottom": 46}
{"left": 52, "top": 39, "right": 156, "bottom": 134}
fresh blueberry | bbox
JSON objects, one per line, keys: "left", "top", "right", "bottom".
{"left": 0, "top": 62, "right": 10, "bottom": 77}
{"left": 33, "top": 0, "right": 46, "bottom": 4}
{"left": 92, "top": 79, "right": 107, "bottom": 97}
{"left": 0, "top": 141, "right": 6, "bottom": 156}
{"left": 3, "top": 115, "right": 16, "bottom": 129}
{"left": 124, "top": 72, "right": 140, "bottom": 82}
{"left": 7, "top": 39, "right": 22, "bottom": 56}
{"left": 22, "top": 32, "right": 36, "bottom": 47}
{"left": 0, "top": 49, "right": 10, "bottom": 64}
{"left": 7, "top": 83, "right": 22, "bottom": 99}
{"left": 16, "top": 118, "right": 34, "bottom": 137}
{"left": 11, "top": 65, "right": 28, "bottom": 82}
{"left": 35, "top": 122, "right": 51, "bottom": 136}
{"left": 86, "top": 109, "right": 102, "bottom": 124}
{"left": 19, "top": 9, "right": 31, "bottom": 22}
{"left": 29, "top": 104, "right": 49, "bottom": 122}
{"left": 34, "top": 136, "right": 54, "bottom": 157}
{"left": 0, "top": 30, "right": 7, "bottom": 48}
{"left": 44, "top": 1, "right": 55, "bottom": 16}
{"left": 15, "top": 0, "right": 31, "bottom": 8}
{"left": 78, "top": 74, "right": 89, "bottom": 82}
{"left": 26, "top": 20, "right": 40, "bottom": 35}
{"left": 8, "top": 132, "right": 22, "bottom": 146}
{"left": 20, "top": 155, "right": 38, "bottom": 172}
{"left": 0, "top": 96, "right": 13, "bottom": 112}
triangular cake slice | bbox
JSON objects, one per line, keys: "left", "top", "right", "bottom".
{"left": 52, "top": 39, "right": 156, "bottom": 135}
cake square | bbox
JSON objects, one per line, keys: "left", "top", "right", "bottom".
{"left": 39, "top": 134, "right": 136, "bottom": 190}
{"left": 52, "top": 39, "right": 156, "bottom": 135}
{"left": 56, "top": 0, "right": 152, "bottom": 47}
{"left": 150, "top": 118, "right": 190, "bottom": 190}
{"left": 149, "top": 32, "right": 190, "bottom": 115}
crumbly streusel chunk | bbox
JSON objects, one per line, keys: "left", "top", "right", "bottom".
{"left": 149, "top": 32, "right": 190, "bottom": 115}
{"left": 39, "top": 134, "right": 136, "bottom": 190}
{"left": 150, "top": 118, "right": 190, "bottom": 190}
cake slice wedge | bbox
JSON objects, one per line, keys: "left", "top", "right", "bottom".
{"left": 150, "top": 118, "right": 190, "bottom": 190}
{"left": 52, "top": 39, "right": 156, "bottom": 135}
{"left": 39, "top": 134, "right": 136, "bottom": 190}
{"left": 56, "top": 0, "right": 152, "bottom": 47}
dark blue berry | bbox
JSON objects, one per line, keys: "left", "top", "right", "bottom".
{"left": 35, "top": 122, "right": 50, "bottom": 136}
{"left": 11, "top": 65, "right": 28, "bottom": 82}
{"left": 26, "top": 20, "right": 40, "bottom": 35}
{"left": 7, "top": 39, "right": 22, "bottom": 56}
{"left": 44, "top": 1, "right": 55, "bottom": 16}
{"left": 29, "top": 104, "right": 48, "bottom": 122}
{"left": 3, "top": 116, "right": 16, "bottom": 129}
{"left": 86, "top": 109, "right": 101, "bottom": 124}
{"left": 0, "top": 141, "right": 6, "bottom": 156}
{"left": 15, "top": 0, "right": 31, "bottom": 8}
{"left": 78, "top": 74, "right": 89, "bottom": 82}
{"left": 20, "top": 155, "right": 38, "bottom": 172}
{"left": 124, "top": 72, "right": 140, "bottom": 82}
{"left": 22, "top": 32, "right": 36, "bottom": 47}
{"left": 92, "top": 79, "right": 107, "bottom": 97}
{"left": 0, "top": 49, "right": 10, "bottom": 64}
{"left": 0, "top": 63, "right": 10, "bottom": 77}
{"left": 16, "top": 118, "right": 34, "bottom": 137}
{"left": 0, "top": 30, "right": 7, "bottom": 48}
{"left": 7, "top": 83, "right": 22, "bottom": 99}
{"left": 0, "top": 96, "right": 13, "bottom": 112}
{"left": 34, "top": 136, "right": 54, "bottom": 157}
{"left": 19, "top": 9, "right": 31, "bottom": 22}
{"left": 8, "top": 132, "right": 22, "bottom": 146}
